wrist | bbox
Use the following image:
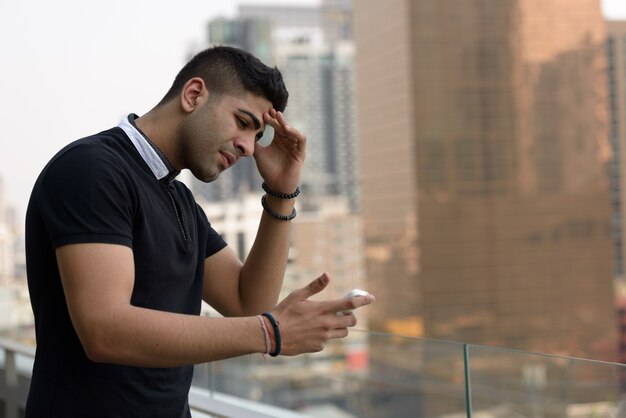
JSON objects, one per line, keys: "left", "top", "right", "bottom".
{"left": 259, "top": 315, "right": 276, "bottom": 354}
{"left": 262, "top": 195, "right": 297, "bottom": 221}
{"left": 261, "top": 312, "right": 281, "bottom": 357}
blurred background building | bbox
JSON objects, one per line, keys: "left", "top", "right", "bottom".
{"left": 607, "top": 20, "right": 626, "bottom": 282}
{"left": 353, "top": 0, "right": 617, "bottom": 362}
{"left": 0, "top": 178, "right": 15, "bottom": 283}
{"left": 607, "top": 19, "right": 626, "bottom": 371}
{"left": 0, "top": 177, "right": 31, "bottom": 342}
{"left": 193, "top": 1, "right": 360, "bottom": 213}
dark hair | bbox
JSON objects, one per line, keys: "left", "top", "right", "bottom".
{"left": 158, "top": 45, "right": 288, "bottom": 111}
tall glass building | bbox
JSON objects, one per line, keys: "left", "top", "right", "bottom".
{"left": 354, "top": 0, "right": 617, "bottom": 362}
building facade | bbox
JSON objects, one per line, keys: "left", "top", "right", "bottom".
{"left": 354, "top": 0, "right": 616, "bottom": 361}
{"left": 608, "top": 21, "right": 626, "bottom": 280}
{"left": 192, "top": 2, "right": 360, "bottom": 212}
{"left": 198, "top": 193, "right": 366, "bottom": 304}
{"left": 607, "top": 20, "right": 626, "bottom": 374}
{"left": 0, "top": 178, "right": 15, "bottom": 283}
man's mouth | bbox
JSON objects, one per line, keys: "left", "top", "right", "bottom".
{"left": 220, "top": 152, "right": 236, "bottom": 169}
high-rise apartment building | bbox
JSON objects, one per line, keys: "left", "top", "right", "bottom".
{"left": 354, "top": 0, "right": 616, "bottom": 361}
{"left": 273, "top": 38, "right": 359, "bottom": 211}
{"left": 198, "top": 193, "right": 366, "bottom": 303}
{"left": 193, "top": 2, "right": 360, "bottom": 212}
{"left": 607, "top": 19, "right": 626, "bottom": 373}
{"left": 289, "top": 197, "right": 366, "bottom": 300}
{"left": 0, "top": 178, "right": 15, "bottom": 283}
{"left": 608, "top": 21, "right": 626, "bottom": 279}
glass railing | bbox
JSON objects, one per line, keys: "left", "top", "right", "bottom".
{"left": 192, "top": 330, "right": 626, "bottom": 418}
{"left": 465, "top": 345, "right": 626, "bottom": 417}
{"left": 2, "top": 333, "right": 625, "bottom": 417}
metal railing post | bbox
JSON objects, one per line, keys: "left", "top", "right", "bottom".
{"left": 5, "top": 348, "right": 18, "bottom": 418}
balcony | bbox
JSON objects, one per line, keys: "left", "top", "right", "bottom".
{"left": 1, "top": 330, "right": 625, "bottom": 417}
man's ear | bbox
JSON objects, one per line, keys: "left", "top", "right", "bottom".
{"left": 180, "top": 77, "right": 207, "bottom": 112}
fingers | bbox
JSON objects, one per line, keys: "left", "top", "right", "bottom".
{"left": 293, "top": 273, "right": 330, "bottom": 300}
{"left": 307, "top": 314, "right": 356, "bottom": 347}
{"left": 271, "top": 108, "right": 287, "bottom": 126}
{"left": 326, "top": 327, "right": 350, "bottom": 340}
{"left": 263, "top": 109, "right": 284, "bottom": 131}
{"left": 263, "top": 110, "right": 307, "bottom": 144}
{"left": 264, "top": 108, "right": 287, "bottom": 128}
{"left": 328, "top": 294, "right": 375, "bottom": 316}
{"left": 279, "top": 312, "right": 357, "bottom": 356}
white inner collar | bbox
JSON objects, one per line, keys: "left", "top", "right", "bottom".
{"left": 118, "top": 115, "right": 170, "bottom": 180}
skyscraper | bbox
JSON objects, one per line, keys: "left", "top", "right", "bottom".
{"left": 607, "top": 20, "right": 626, "bottom": 279}
{"left": 193, "top": 2, "right": 360, "bottom": 212}
{"left": 353, "top": 0, "right": 616, "bottom": 361}
{"left": 607, "top": 18, "right": 626, "bottom": 372}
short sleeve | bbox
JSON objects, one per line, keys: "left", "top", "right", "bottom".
{"left": 193, "top": 201, "right": 227, "bottom": 259}
{"left": 204, "top": 221, "right": 227, "bottom": 259}
{"left": 35, "top": 143, "right": 135, "bottom": 248}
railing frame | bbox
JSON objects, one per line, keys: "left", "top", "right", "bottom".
{"left": 0, "top": 338, "right": 306, "bottom": 418}
{"left": 0, "top": 338, "right": 35, "bottom": 418}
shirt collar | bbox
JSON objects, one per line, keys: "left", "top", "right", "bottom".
{"left": 118, "top": 114, "right": 180, "bottom": 183}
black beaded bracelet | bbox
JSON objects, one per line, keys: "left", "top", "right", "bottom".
{"left": 262, "top": 312, "right": 281, "bottom": 357}
{"left": 262, "top": 182, "right": 301, "bottom": 199}
{"left": 261, "top": 195, "right": 297, "bottom": 221}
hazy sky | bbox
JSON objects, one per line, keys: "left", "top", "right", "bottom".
{"left": 0, "top": 0, "right": 625, "bottom": 222}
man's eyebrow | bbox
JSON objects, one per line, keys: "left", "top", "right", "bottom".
{"left": 237, "top": 108, "right": 261, "bottom": 130}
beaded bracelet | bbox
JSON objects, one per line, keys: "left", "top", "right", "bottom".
{"left": 262, "top": 182, "right": 301, "bottom": 199}
{"left": 262, "top": 312, "right": 281, "bottom": 357}
{"left": 261, "top": 194, "right": 297, "bottom": 221}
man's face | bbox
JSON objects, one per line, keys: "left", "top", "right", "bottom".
{"left": 179, "top": 92, "right": 272, "bottom": 183}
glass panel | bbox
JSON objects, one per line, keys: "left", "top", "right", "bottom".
{"left": 192, "top": 360, "right": 215, "bottom": 397}
{"left": 0, "top": 347, "right": 35, "bottom": 376}
{"left": 466, "top": 344, "right": 626, "bottom": 417}
{"left": 359, "top": 331, "right": 468, "bottom": 418}
{"left": 193, "top": 330, "right": 468, "bottom": 417}
{"left": 16, "top": 353, "right": 34, "bottom": 375}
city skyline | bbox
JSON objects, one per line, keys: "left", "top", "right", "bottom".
{"left": 0, "top": 0, "right": 625, "bottom": 222}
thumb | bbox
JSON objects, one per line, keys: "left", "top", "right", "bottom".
{"left": 296, "top": 273, "right": 330, "bottom": 300}
{"left": 253, "top": 141, "right": 265, "bottom": 158}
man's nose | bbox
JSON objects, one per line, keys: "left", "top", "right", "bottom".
{"left": 233, "top": 135, "right": 255, "bottom": 157}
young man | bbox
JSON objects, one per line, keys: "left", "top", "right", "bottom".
{"left": 24, "top": 46, "right": 374, "bottom": 417}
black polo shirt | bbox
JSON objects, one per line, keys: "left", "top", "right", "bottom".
{"left": 24, "top": 114, "right": 227, "bottom": 417}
